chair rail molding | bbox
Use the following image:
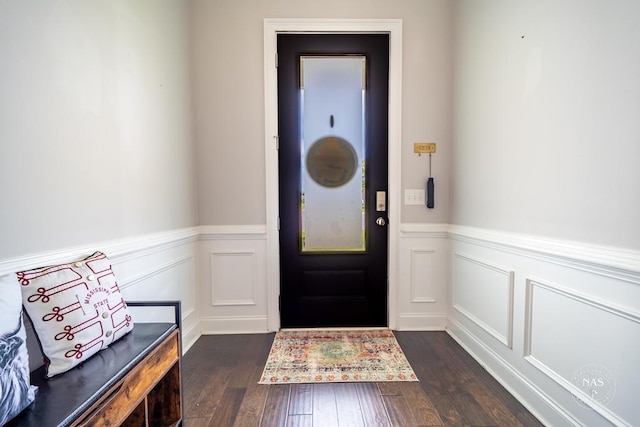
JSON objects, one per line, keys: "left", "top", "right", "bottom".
{"left": 448, "top": 225, "right": 640, "bottom": 282}
{"left": 0, "top": 227, "right": 200, "bottom": 275}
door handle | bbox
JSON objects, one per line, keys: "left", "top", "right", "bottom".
{"left": 376, "top": 217, "right": 386, "bottom": 227}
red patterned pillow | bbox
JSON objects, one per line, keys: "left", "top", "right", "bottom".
{"left": 16, "top": 252, "right": 134, "bottom": 378}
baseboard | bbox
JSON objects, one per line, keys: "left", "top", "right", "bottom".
{"left": 447, "top": 319, "right": 577, "bottom": 427}
{"left": 396, "top": 313, "right": 447, "bottom": 331}
{"left": 181, "top": 320, "right": 201, "bottom": 354}
{"left": 200, "top": 315, "right": 270, "bottom": 335}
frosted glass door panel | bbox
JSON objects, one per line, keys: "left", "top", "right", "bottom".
{"left": 301, "top": 56, "right": 366, "bottom": 252}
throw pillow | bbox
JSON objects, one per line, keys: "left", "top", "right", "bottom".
{"left": 17, "top": 251, "right": 134, "bottom": 378}
{"left": 0, "top": 273, "right": 37, "bottom": 425}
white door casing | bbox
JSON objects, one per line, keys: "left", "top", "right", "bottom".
{"left": 263, "top": 19, "right": 403, "bottom": 331}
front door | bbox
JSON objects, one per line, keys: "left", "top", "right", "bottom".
{"left": 278, "top": 34, "right": 389, "bottom": 328}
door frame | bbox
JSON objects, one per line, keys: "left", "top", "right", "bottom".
{"left": 263, "top": 18, "right": 403, "bottom": 331}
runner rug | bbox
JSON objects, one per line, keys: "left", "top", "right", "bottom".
{"left": 258, "top": 329, "right": 418, "bottom": 384}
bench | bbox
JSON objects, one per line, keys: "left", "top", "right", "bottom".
{"left": 6, "top": 302, "right": 183, "bottom": 427}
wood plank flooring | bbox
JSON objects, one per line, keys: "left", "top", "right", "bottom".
{"left": 182, "top": 331, "right": 544, "bottom": 427}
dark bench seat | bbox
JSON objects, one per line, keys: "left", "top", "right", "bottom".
{"left": 7, "top": 322, "right": 182, "bottom": 427}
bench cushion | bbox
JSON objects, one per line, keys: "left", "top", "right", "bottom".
{"left": 16, "top": 252, "right": 134, "bottom": 377}
{"left": 6, "top": 323, "right": 176, "bottom": 427}
{"left": 0, "top": 273, "right": 37, "bottom": 425}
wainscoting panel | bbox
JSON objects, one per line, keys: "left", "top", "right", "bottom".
{"left": 210, "top": 250, "right": 257, "bottom": 306}
{"left": 198, "top": 226, "right": 269, "bottom": 334}
{"left": 10, "top": 223, "right": 639, "bottom": 426}
{"left": 452, "top": 253, "right": 514, "bottom": 348}
{"left": 448, "top": 225, "right": 640, "bottom": 427}
{"left": 396, "top": 224, "right": 448, "bottom": 330}
{"left": 97, "top": 232, "right": 200, "bottom": 353}
{"left": 199, "top": 224, "right": 450, "bottom": 333}
{"left": 524, "top": 278, "right": 640, "bottom": 426}
{"left": 0, "top": 227, "right": 202, "bottom": 356}
{"left": 410, "top": 249, "right": 436, "bottom": 303}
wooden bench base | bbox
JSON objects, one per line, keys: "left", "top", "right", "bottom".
{"left": 7, "top": 323, "right": 182, "bottom": 427}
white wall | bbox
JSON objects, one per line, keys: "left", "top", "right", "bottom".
{"left": 0, "top": 0, "right": 198, "bottom": 259}
{"left": 190, "top": 0, "right": 453, "bottom": 226}
{"left": 190, "top": 1, "right": 454, "bottom": 332}
{"left": 450, "top": 2, "right": 640, "bottom": 426}
{"left": 0, "top": 0, "right": 200, "bottom": 350}
{"left": 452, "top": 0, "right": 640, "bottom": 249}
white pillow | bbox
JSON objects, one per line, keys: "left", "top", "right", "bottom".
{"left": 0, "top": 273, "right": 37, "bottom": 425}
{"left": 17, "top": 251, "right": 134, "bottom": 377}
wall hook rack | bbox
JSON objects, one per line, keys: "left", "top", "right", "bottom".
{"left": 413, "top": 142, "right": 436, "bottom": 209}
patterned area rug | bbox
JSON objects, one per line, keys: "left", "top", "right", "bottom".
{"left": 259, "top": 329, "right": 418, "bottom": 384}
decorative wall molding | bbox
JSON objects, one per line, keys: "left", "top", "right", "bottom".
{"left": 6, "top": 221, "right": 640, "bottom": 425}
{"left": 209, "top": 250, "right": 258, "bottom": 306}
{"left": 119, "top": 255, "right": 195, "bottom": 290}
{"left": 7, "top": 229, "right": 201, "bottom": 359}
{"left": 197, "top": 226, "right": 268, "bottom": 336}
{"left": 400, "top": 222, "right": 449, "bottom": 237}
{"left": 0, "top": 227, "right": 200, "bottom": 275}
{"left": 448, "top": 225, "right": 640, "bottom": 283}
{"left": 199, "top": 225, "right": 267, "bottom": 240}
{"left": 447, "top": 318, "right": 575, "bottom": 427}
{"left": 449, "top": 225, "right": 640, "bottom": 427}
{"left": 410, "top": 249, "right": 437, "bottom": 303}
{"left": 108, "top": 227, "right": 199, "bottom": 263}
{"left": 452, "top": 253, "right": 514, "bottom": 348}
{"left": 523, "top": 277, "right": 640, "bottom": 426}
{"left": 524, "top": 277, "right": 640, "bottom": 357}
{"left": 522, "top": 356, "right": 627, "bottom": 427}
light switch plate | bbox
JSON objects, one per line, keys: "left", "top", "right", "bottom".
{"left": 404, "top": 189, "right": 425, "bottom": 205}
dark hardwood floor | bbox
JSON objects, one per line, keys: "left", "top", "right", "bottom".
{"left": 182, "top": 331, "right": 544, "bottom": 427}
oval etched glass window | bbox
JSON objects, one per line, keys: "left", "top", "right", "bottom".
{"left": 306, "top": 136, "right": 358, "bottom": 188}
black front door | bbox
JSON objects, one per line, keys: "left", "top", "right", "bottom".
{"left": 278, "top": 34, "right": 389, "bottom": 328}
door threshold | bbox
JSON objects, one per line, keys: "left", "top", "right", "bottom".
{"left": 279, "top": 326, "right": 391, "bottom": 332}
